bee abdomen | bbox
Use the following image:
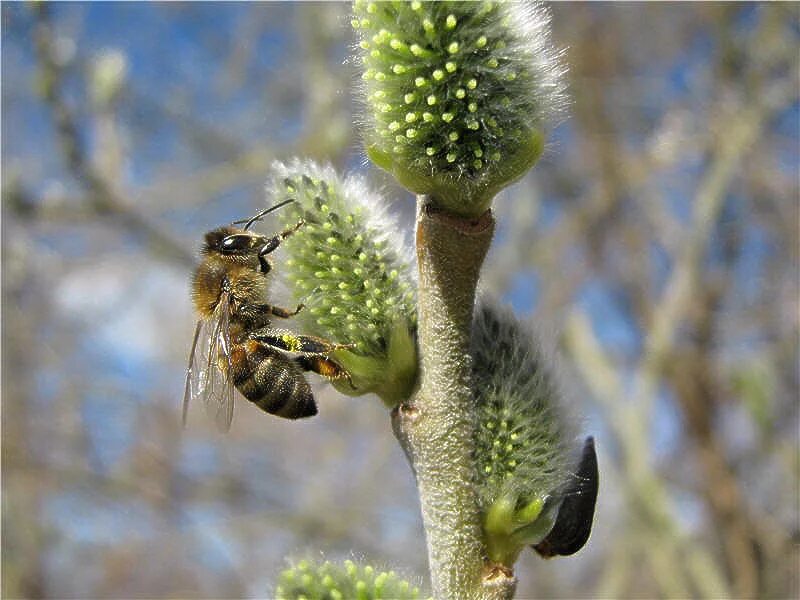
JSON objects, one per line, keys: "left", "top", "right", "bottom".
{"left": 235, "top": 348, "right": 317, "bottom": 419}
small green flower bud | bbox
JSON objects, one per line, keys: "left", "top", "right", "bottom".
{"left": 353, "top": 1, "right": 566, "bottom": 217}
{"left": 471, "top": 300, "right": 578, "bottom": 566}
{"left": 90, "top": 49, "right": 127, "bottom": 107}
{"left": 275, "top": 559, "right": 425, "bottom": 600}
{"left": 269, "top": 160, "right": 418, "bottom": 406}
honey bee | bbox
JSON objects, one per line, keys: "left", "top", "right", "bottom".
{"left": 183, "top": 199, "right": 353, "bottom": 431}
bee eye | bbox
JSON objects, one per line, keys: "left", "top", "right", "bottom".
{"left": 220, "top": 235, "right": 251, "bottom": 253}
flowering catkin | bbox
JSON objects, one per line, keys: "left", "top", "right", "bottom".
{"left": 352, "top": 0, "right": 566, "bottom": 216}
{"left": 471, "top": 300, "right": 575, "bottom": 565}
{"left": 269, "top": 160, "right": 417, "bottom": 405}
{"left": 276, "top": 560, "right": 423, "bottom": 600}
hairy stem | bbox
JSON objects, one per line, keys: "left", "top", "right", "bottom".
{"left": 392, "top": 197, "right": 514, "bottom": 600}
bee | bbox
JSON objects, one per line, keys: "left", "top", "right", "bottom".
{"left": 183, "top": 198, "right": 353, "bottom": 431}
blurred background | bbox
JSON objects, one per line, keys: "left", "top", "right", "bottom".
{"left": 2, "top": 2, "right": 798, "bottom": 598}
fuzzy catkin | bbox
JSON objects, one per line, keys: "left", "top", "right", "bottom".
{"left": 471, "top": 301, "right": 574, "bottom": 553}
{"left": 276, "top": 560, "right": 424, "bottom": 600}
{"left": 268, "top": 160, "right": 418, "bottom": 404}
{"left": 353, "top": 0, "right": 566, "bottom": 215}
{"left": 271, "top": 160, "right": 415, "bottom": 356}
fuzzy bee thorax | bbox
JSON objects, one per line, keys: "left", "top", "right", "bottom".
{"left": 191, "top": 256, "right": 270, "bottom": 319}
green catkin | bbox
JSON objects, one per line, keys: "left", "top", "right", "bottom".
{"left": 275, "top": 560, "right": 425, "bottom": 600}
{"left": 353, "top": 0, "right": 566, "bottom": 216}
{"left": 268, "top": 160, "right": 418, "bottom": 405}
{"left": 471, "top": 300, "right": 575, "bottom": 566}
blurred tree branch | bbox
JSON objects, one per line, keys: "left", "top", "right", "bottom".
{"left": 31, "top": 3, "right": 196, "bottom": 266}
{"left": 564, "top": 35, "right": 796, "bottom": 598}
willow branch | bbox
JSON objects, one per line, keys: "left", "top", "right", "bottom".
{"left": 392, "top": 198, "right": 513, "bottom": 600}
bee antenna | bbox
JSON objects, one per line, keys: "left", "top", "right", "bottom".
{"left": 234, "top": 198, "right": 296, "bottom": 230}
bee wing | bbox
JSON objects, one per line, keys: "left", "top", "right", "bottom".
{"left": 182, "top": 319, "right": 205, "bottom": 427}
{"left": 203, "top": 292, "right": 236, "bottom": 432}
{"left": 184, "top": 294, "right": 236, "bottom": 432}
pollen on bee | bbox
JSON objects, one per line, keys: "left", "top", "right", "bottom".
{"left": 281, "top": 334, "right": 302, "bottom": 352}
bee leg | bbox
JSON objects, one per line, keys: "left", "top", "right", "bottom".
{"left": 257, "top": 220, "right": 306, "bottom": 273}
{"left": 251, "top": 329, "right": 354, "bottom": 354}
{"left": 234, "top": 302, "right": 274, "bottom": 325}
{"left": 258, "top": 220, "right": 306, "bottom": 258}
{"left": 269, "top": 304, "right": 305, "bottom": 318}
{"left": 234, "top": 302, "right": 303, "bottom": 327}
{"left": 295, "top": 354, "right": 355, "bottom": 389}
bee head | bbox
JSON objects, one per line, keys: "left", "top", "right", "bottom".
{"left": 202, "top": 227, "right": 265, "bottom": 262}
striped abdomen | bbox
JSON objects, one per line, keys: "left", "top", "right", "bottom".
{"left": 230, "top": 340, "right": 317, "bottom": 419}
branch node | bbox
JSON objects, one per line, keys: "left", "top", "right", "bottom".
{"left": 483, "top": 562, "right": 515, "bottom": 582}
